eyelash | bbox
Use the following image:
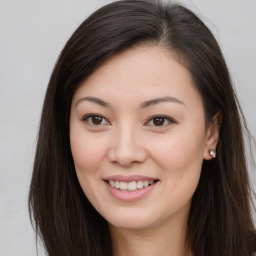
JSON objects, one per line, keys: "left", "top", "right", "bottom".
{"left": 81, "top": 114, "right": 176, "bottom": 127}
{"left": 82, "top": 114, "right": 110, "bottom": 126}
{"left": 145, "top": 115, "right": 176, "bottom": 127}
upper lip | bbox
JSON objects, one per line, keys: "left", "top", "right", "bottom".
{"left": 104, "top": 175, "right": 159, "bottom": 182}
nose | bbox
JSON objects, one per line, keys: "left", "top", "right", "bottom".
{"left": 107, "top": 125, "right": 147, "bottom": 167}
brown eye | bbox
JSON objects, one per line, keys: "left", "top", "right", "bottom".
{"left": 83, "top": 114, "right": 109, "bottom": 126}
{"left": 146, "top": 115, "right": 175, "bottom": 127}
{"left": 91, "top": 116, "right": 103, "bottom": 125}
{"left": 153, "top": 117, "right": 165, "bottom": 126}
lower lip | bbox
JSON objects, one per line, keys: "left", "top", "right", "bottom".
{"left": 104, "top": 181, "right": 158, "bottom": 202}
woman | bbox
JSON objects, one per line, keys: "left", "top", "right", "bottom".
{"left": 28, "top": 0, "right": 256, "bottom": 255}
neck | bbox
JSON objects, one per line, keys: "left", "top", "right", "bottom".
{"left": 109, "top": 215, "right": 192, "bottom": 256}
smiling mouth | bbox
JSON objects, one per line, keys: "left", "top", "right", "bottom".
{"left": 105, "top": 180, "right": 159, "bottom": 191}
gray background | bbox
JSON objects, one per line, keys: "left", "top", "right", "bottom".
{"left": 0, "top": 0, "right": 255, "bottom": 255}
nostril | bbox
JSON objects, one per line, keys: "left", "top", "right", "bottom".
{"left": 107, "top": 138, "right": 148, "bottom": 167}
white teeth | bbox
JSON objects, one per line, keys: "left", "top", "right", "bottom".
{"left": 128, "top": 181, "right": 137, "bottom": 191}
{"left": 137, "top": 181, "right": 144, "bottom": 189}
{"left": 119, "top": 182, "right": 128, "bottom": 190}
{"left": 108, "top": 180, "right": 156, "bottom": 191}
{"left": 143, "top": 180, "right": 149, "bottom": 187}
{"left": 115, "top": 181, "right": 120, "bottom": 189}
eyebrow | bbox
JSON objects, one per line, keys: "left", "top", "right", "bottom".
{"left": 75, "top": 96, "right": 110, "bottom": 108}
{"left": 140, "top": 96, "right": 185, "bottom": 108}
{"left": 75, "top": 96, "right": 185, "bottom": 108}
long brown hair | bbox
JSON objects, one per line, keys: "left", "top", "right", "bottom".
{"left": 28, "top": 0, "right": 256, "bottom": 255}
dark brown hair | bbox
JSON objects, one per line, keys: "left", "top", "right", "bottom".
{"left": 28, "top": 0, "right": 256, "bottom": 255}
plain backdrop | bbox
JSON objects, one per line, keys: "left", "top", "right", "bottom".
{"left": 0, "top": 0, "right": 255, "bottom": 255}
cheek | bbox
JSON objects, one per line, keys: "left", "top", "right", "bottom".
{"left": 70, "top": 127, "right": 108, "bottom": 175}
{"left": 149, "top": 128, "right": 205, "bottom": 180}
{"left": 72, "top": 140, "right": 100, "bottom": 171}
{"left": 151, "top": 133, "right": 205, "bottom": 211}
{"left": 70, "top": 130, "right": 108, "bottom": 200}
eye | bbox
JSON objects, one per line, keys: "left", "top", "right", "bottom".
{"left": 82, "top": 114, "right": 109, "bottom": 126}
{"left": 145, "top": 115, "right": 175, "bottom": 127}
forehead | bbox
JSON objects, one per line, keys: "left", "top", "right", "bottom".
{"left": 72, "top": 45, "right": 201, "bottom": 108}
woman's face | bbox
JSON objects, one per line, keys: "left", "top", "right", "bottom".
{"left": 70, "top": 46, "right": 217, "bottom": 231}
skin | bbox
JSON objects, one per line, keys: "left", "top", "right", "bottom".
{"left": 70, "top": 45, "right": 220, "bottom": 256}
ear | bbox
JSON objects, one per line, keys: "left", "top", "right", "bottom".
{"left": 203, "top": 111, "right": 222, "bottom": 160}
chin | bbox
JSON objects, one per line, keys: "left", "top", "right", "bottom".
{"left": 108, "top": 218, "right": 155, "bottom": 231}
{"left": 102, "top": 208, "right": 162, "bottom": 231}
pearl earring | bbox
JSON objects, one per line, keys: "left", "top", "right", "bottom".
{"left": 209, "top": 149, "right": 216, "bottom": 158}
